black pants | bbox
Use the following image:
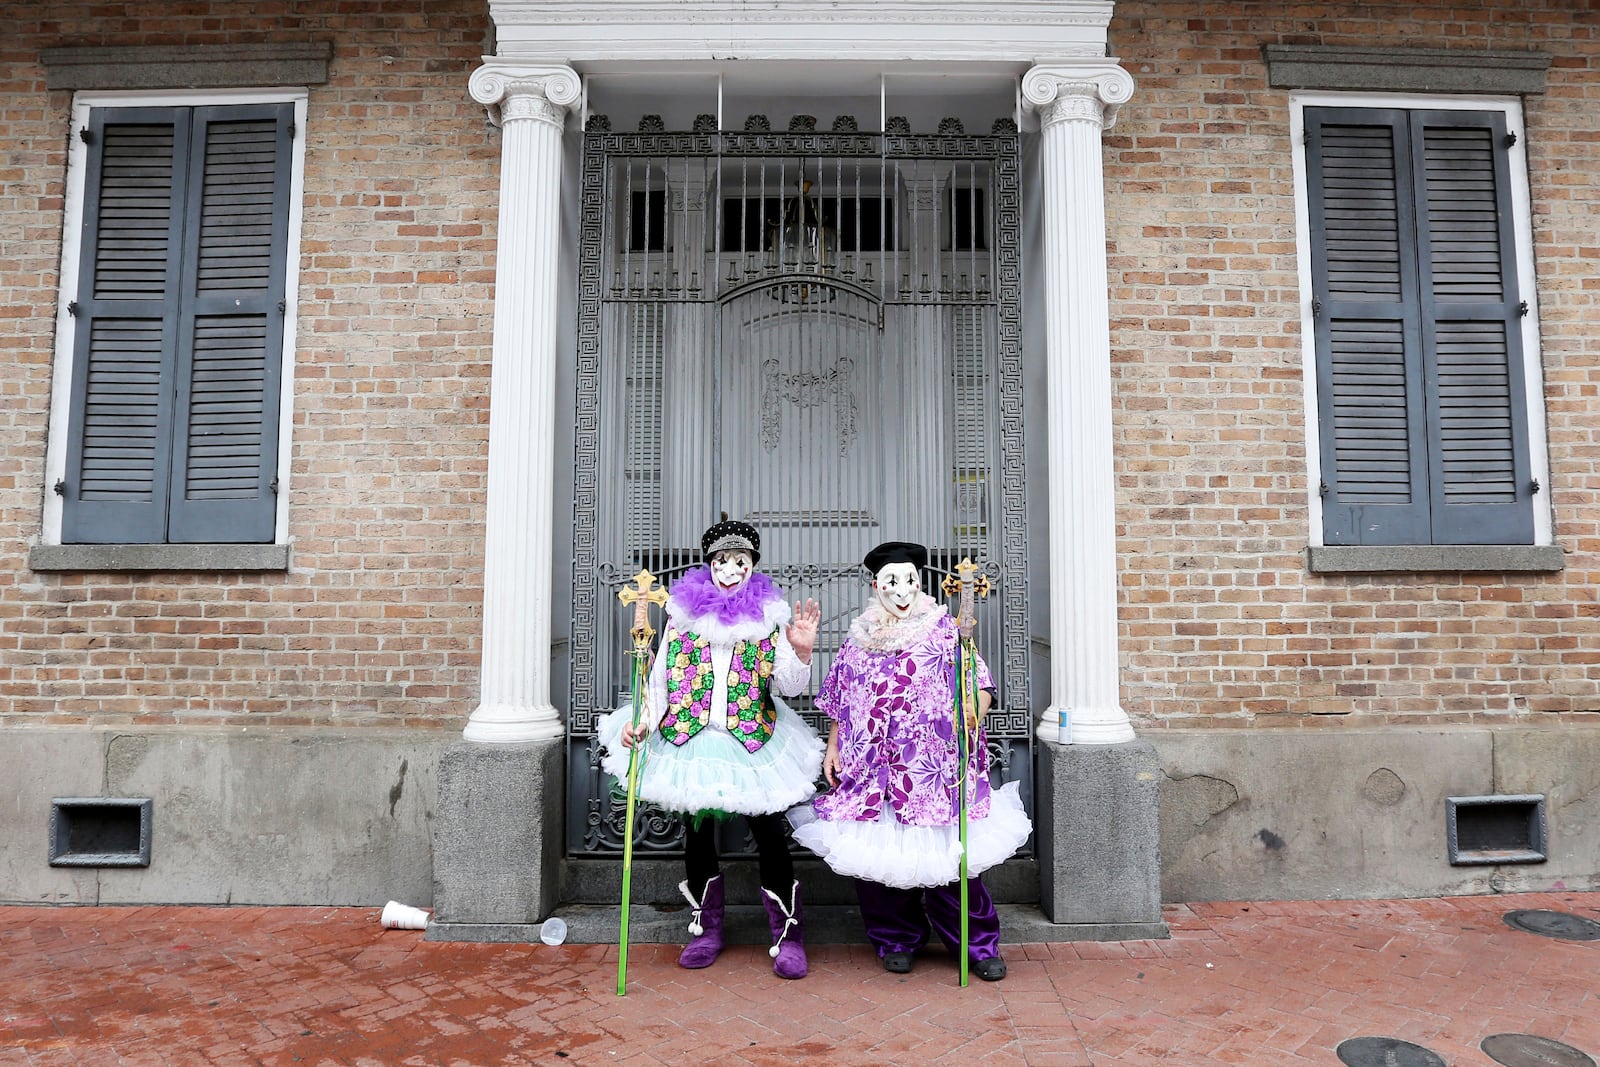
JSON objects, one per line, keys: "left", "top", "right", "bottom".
{"left": 683, "top": 812, "right": 794, "bottom": 893}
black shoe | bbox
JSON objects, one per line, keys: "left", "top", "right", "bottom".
{"left": 882, "top": 951, "right": 914, "bottom": 974}
{"left": 972, "top": 956, "right": 1007, "bottom": 982}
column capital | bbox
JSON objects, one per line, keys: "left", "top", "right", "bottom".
{"left": 1021, "top": 61, "right": 1136, "bottom": 130}
{"left": 469, "top": 61, "right": 581, "bottom": 127}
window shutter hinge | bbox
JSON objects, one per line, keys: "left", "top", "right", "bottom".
{"left": 1505, "top": 131, "right": 1518, "bottom": 148}
{"left": 1518, "top": 300, "right": 1529, "bottom": 317}
{"left": 288, "top": 121, "right": 297, "bottom": 138}
{"left": 1311, "top": 298, "right": 1322, "bottom": 319}
{"left": 66, "top": 301, "right": 79, "bottom": 317}
{"left": 270, "top": 477, "right": 279, "bottom": 495}
{"left": 277, "top": 299, "right": 287, "bottom": 315}
{"left": 53, "top": 479, "right": 66, "bottom": 496}
{"left": 1530, "top": 478, "right": 1541, "bottom": 494}
{"left": 1319, "top": 479, "right": 1329, "bottom": 497}
{"left": 78, "top": 127, "right": 92, "bottom": 144}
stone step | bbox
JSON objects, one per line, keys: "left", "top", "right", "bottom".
{"left": 557, "top": 855, "right": 1042, "bottom": 907}
{"left": 426, "top": 902, "right": 1169, "bottom": 946}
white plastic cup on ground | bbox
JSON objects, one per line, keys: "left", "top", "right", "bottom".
{"left": 539, "top": 916, "right": 567, "bottom": 946}
{"left": 380, "top": 900, "right": 430, "bottom": 930}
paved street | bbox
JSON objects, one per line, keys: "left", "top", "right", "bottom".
{"left": 2, "top": 892, "right": 1597, "bottom": 1066}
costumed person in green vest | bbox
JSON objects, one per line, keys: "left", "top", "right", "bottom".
{"left": 790, "top": 540, "right": 1031, "bottom": 980}
{"left": 599, "top": 519, "right": 823, "bottom": 979}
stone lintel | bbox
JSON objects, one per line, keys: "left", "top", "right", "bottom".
{"left": 42, "top": 42, "right": 334, "bottom": 91}
{"left": 1265, "top": 44, "right": 1551, "bottom": 95}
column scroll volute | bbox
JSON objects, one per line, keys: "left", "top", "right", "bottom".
{"left": 468, "top": 62, "right": 581, "bottom": 128}
{"left": 1021, "top": 63, "right": 1135, "bottom": 130}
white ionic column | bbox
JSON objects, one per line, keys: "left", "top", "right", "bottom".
{"left": 462, "top": 62, "right": 581, "bottom": 743}
{"left": 1022, "top": 62, "right": 1137, "bottom": 746}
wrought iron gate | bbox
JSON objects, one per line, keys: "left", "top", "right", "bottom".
{"left": 567, "top": 123, "right": 1031, "bottom": 858}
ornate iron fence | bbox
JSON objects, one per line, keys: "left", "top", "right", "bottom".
{"left": 568, "top": 125, "right": 1030, "bottom": 858}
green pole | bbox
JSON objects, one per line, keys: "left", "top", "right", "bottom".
{"left": 617, "top": 651, "right": 646, "bottom": 996}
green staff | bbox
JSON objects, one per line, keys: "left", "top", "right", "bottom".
{"left": 942, "top": 558, "right": 991, "bottom": 988}
{"left": 616, "top": 568, "right": 668, "bottom": 996}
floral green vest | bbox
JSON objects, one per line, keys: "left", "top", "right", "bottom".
{"left": 659, "top": 627, "right": 779, "bottom": 752}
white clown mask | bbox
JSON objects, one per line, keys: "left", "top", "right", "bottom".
{"left": 873, "top": 561, "right": 922, "bottom": 619}
{"left": 710, "top": 550, "right": 754, "bottom": 591}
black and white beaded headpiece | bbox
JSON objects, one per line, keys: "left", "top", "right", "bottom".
{"left": 701, "top": 519, "right": 761, "bottom": 564}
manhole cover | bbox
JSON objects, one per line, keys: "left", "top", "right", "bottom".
{"left": 1482, "top": 1033, "right": 1597, "bottom": 1067}
{"left": 1502, "top": 909, "right": 1600, "bottom": 941}
{"left": 1336, "top": 1036, "right": 1448, "bottom": 1067}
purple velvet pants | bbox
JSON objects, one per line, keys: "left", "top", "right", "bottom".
{"left": 854, "top": 877, "right": 1002, "bottom": 962}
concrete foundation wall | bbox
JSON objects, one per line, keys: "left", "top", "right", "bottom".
{"left": 1, "top": 727, "right": 453, "bottom": 907}
{"left": 1151, "top": 726, "right": 1600, "bottom": 902}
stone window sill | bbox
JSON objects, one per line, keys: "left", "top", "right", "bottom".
{"left": 29, "top": 543, "right": 291, "bottom": 573}
{"left": 1305, "top": 545, "right": 1564, "bottom": 575}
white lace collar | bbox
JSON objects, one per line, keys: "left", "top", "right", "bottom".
{"left": 848, "top": 593, "right": 946, "bottom": 652}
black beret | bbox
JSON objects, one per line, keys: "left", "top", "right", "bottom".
{"left": 863, "top": 540, "right": 928, "bottom": 575}
{"left": 701, "top": 519, "right": 761, "bottom": 564}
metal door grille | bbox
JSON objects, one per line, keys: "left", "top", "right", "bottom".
{"left": 569, "top": 128, "right": 1030, "bottom": 857}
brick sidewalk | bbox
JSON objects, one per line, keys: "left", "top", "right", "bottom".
{"left": 2, "top": 892, "right": 1596, "bottom": 1066}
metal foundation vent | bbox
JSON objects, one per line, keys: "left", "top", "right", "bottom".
{"left": 1446, "top": 794, "right": 1546, "bottom": 865}
{"left": 49, "top": 797, "right": 152, "bottom": 868}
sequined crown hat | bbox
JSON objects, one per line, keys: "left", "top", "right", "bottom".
{"left": 701, "top": 519, "right": 761, "bottom": 564}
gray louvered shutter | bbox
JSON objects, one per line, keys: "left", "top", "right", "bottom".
{"left": 166, "top": 104, "right": 292, "bottom": 543}
{"left": 1409, "top": 110, "right": 1533, "bottom": 545}
{"left": 61, "top": 108, "right": 190, "bottom": 544}
{"left": 1307, "top": 109, "right": 1431, "bottom": 545}
{"left": 61, "top": 104, "right": 291, "bottom": 545}
{"left": 1309, "top": 107, "right": 1534, "bottom": 547}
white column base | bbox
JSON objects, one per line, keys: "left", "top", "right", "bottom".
{"left": 1040, "top": 704, "right": 1137, "bottom": 746}
{"left": 463, "top": 704, "right": 565, "bottom": 744}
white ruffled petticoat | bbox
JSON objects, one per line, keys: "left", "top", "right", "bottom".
{"left": 788, "top": 781, "right": 1032, "bottom": 890}
{"left": 597, "top": 699, "right": 825, "bottom": 818}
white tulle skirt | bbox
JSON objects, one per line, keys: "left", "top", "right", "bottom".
{"left": 597, "top": 700, "right": 825, "bottom": 818}
{"left": 788, "top": 781, "right": 1032, "bottom": 890}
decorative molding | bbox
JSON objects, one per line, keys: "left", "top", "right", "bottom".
{"left": 468, "top": 62, "right": 581, "bottom": 128}
{"left": 41, "top": 42, "right": 333, "bottom": 90}
{"left": 1265, "top": 45, "right": 1551, "bottom": 95}
{"left": 1021, "top": 62, "right": 1136, "bottom": 130}
{"left": 760, "top": 356, "right": 856, "bottom": 456}
{"left": 487, "top": 1, "right": 1114, "bottom": 62}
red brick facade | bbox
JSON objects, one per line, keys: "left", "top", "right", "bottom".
{"left": 2, "top": 0, "right": 1596, "bottom": 732}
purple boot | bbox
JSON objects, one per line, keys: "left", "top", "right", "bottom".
{"left": 760, "top": 881, "right": 808, "bottom": 979}
{"left": 677, "top": 875, "right": 724, "bottom": 969}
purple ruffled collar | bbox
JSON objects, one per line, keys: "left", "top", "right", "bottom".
{"left": 670, "top": 565, "right": 782, "bottom": 626}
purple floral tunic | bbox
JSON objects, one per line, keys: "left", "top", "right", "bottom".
{"left": 813, "top": 610, "right": 994, "bottom": 828}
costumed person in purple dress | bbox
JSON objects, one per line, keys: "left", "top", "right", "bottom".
{"left": 598, "top": 519, "right": 823, "bottom": 979}
{"left": 789, "top": 540, "right": 1031, "bottom": 981}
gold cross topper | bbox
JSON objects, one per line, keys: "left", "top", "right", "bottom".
{"left": 940, "top": 557, "right": 992, "bottom": 638}
{"left": 618, "top": 569, "right": 670, "bottom": 649}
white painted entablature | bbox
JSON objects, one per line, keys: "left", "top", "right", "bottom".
{"left": 487, "top": 1, "right": 1115, "bottom": 64}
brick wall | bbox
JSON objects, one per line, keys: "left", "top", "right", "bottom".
{"left": 1105, "top": 1, "right": 1600, "bottom": 727}
{"left": 0, "top": 1, "right": 499, "bottom": 725}
{"left": 2, "top": 0, "right": 1596, "bottom": 732}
